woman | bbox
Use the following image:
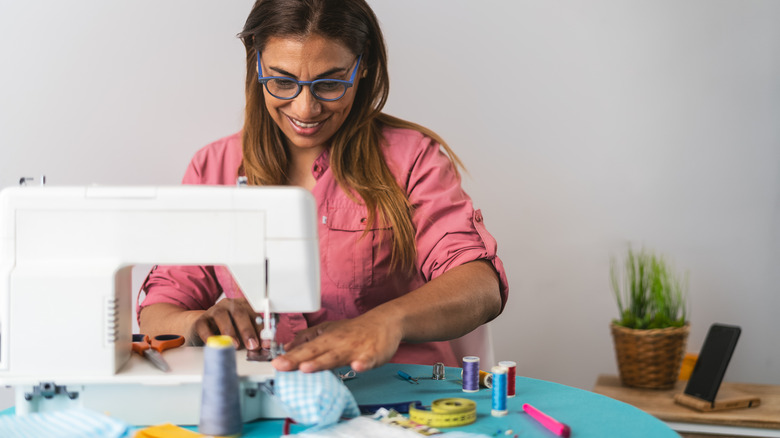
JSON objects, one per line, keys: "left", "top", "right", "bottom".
{"left": 138, "top": 0, "right": 509, "bottom": 374}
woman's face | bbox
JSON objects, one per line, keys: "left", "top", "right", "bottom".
{"left": 259, "top": 35, "right": 360, "bottom": 155}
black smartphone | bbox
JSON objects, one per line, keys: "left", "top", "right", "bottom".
{"left": 683, "top": 323, "right": 741, "bottom": 403}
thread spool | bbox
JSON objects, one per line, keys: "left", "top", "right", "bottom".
{"left": 479, "top": 370, "right": 493, "bottom": 388}
{"left": 199, "top": 335, "right": 242, "bottom": 437}
{"left": 498, "top": 360, "right": 516, "bottom": 397}
{"left": 459, "top": 369, "right": 493, "bottom": 388}
{"left": 461, "top": 356, "right": 480, "bottom": 393}
{"left": 491, "top": 365, "right": 508, "bottom": 417}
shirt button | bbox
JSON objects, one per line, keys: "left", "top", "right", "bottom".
{"left": 475, "top": 214, "right": 483, "bottom": 222}
{"left": 313, "top": 165, "right": 320, "bottom": 173}
{"left": 360, "top": 217, "right": 367, "bottom": 224}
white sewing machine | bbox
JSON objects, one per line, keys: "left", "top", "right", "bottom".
{"left": 0, "top": 185, "right": 320, "bottom": 425}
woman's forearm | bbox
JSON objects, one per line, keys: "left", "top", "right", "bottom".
{"left": 138, "top": 303, "right": 205, "bottom": 340}
{"left": 140, "top": 300, "right": 265, "bottom": 349}
{"left": 272, "top": 259, "right": 503, "bottom": 372}
{"left": 374, "top": 259, "right": 502, "bottom": 343}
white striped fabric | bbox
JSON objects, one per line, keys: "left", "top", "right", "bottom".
{"left": 0, "top": 408, "right": 129, "bottom": 438}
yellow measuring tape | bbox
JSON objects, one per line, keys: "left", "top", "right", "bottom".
{"left": 408, "top": 398, "right": 477, "bottom": 428}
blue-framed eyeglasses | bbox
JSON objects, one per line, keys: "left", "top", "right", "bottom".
{"left": 257, "top": 52, "right": 362, "bottom": 102}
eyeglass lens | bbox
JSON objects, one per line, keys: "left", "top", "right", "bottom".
{"left": 265, "top": 79, "right": 347, "bottom": 101}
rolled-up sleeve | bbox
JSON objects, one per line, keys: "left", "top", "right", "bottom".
{"left": 139, "top": 265, "right": 223, "bottom": 310}
{"left": 405, "top": 135, "right": 509, "bottom": 309}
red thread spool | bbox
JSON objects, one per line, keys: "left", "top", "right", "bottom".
{"left": 498, "top": 360, "right": 517, "bottom": 397}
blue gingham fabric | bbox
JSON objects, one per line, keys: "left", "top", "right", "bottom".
{"left": 274, "top": 370, "right": 360, "bottom": 429}
{"left": 0, "top": 407, "right": 130, "bottom": 438}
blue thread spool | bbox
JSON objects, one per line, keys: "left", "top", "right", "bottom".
{"left": 199, "top": 335, "right": 242, "bottom": 437}
{"left": 491, "top": 365, "right": 508, "bottom": 417}
{"left": 462, "top": 356, "right": 480, "bottom": 392}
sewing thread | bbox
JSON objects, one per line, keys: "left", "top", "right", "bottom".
{"left": 461, "top": 356, "right": 480, "bottom": 393}
{"left": 199, "top": 335, "right": 242, "bottom": 437}
{"left": 491, "top": 365, "right": 508, "bottom": 417}
{"left": 479, "top": 369, "right": 493, "bottom": 388}
{"left": 459, "top": 369, "right": 493, "bottom": 388}
{"left": 498, "top": 360, "right": 517, "bottom": 397}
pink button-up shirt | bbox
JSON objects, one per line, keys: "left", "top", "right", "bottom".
{"left": 139, "top": 126, "right": 509, "bottom": 366}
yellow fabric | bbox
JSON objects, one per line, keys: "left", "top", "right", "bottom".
{"left": 134, "top": 423, "right": 203, "bottom": 438}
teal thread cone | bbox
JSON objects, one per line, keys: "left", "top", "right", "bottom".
{"left": 199, "top": 336, "right": 242, "bottom": 436}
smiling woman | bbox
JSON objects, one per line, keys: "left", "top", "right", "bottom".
{"left": 256, "top": 35, "right": 362, "bottom": 188}
{"left": 137, "top": 0, "right": 509, "bottom": 374}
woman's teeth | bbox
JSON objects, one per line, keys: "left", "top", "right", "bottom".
{"left": 292, "top": 118, "right": 320, "bottom": 128}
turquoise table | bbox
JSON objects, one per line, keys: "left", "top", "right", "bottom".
{"left": 235, "top": 363, "right": 679, "bottom": 437}
{"left": 3, "top": 364, "right": 680, "bottom": 437}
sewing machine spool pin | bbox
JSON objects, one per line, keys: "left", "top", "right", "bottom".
{"left": 18, "top": 175, "right": 46, "bottom": 186}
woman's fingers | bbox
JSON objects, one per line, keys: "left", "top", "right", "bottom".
{"left": 272, "top": 315, "right": 401, "bottom": 372}
{"left": 190, "top": 298, "right": 262, "bottom": 349}
{"left": 233, "top": 307, "right": 261, "bottom": 350}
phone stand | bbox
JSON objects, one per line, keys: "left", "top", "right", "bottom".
{"left": 674, "top": 389, "right": 761, "bottom": 412}
{"left": 675, "top": 323, "right": 759, "bottom": 412}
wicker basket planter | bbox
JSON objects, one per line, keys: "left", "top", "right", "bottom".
{"left": 611, "top": 322, "right": 689, "bottom": 389}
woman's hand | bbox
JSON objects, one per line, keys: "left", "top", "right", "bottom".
{"left": 188, "top": 298, "right": 264, "bottom": 351}
{"left": 270, "top": 260, "right": 501, "bottom": 373}
{"left": 271, "top": 310, "right": 403, "bottom": 373}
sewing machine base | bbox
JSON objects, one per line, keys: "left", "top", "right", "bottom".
{"left": 4, "top": 347, "right": 287, "bottom": 426}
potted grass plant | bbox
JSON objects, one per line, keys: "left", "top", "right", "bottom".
{"left": 610, "top": 247, "right": 689, "bottom": 389}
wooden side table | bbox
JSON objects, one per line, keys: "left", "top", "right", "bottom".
{"left": 593, "top": 374, "right": 780, "bottom": 438}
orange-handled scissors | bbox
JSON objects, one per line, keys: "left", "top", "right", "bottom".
{"left": 132, "top": 334, "right": 185, "bottom": 372}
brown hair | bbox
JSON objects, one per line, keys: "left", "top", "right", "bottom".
{"left": 238, "top": 0, "right": 463, "bottom": 273}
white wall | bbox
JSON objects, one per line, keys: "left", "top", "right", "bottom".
{"left": 0, "top": 0, "right": 252, "bottom": 187}
{"left": 372, "top": 0, "right": 780, "bottom": 389}
{"left": 1, "top": 0, "right": 778, "bottom": 397}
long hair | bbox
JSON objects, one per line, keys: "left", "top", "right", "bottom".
{"left": 238, "top": 0, "right": 463, "bottom": 273}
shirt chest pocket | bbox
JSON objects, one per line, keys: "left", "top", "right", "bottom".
{"left": 324, "top": 207, "right": 391, "bottom": 289}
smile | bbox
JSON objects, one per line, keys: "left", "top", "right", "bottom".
{"left": 284, "top": 114, "right": 328, "bottom": 137}
{"left": 289, "top": 116, "right": 323, "bottom": 129}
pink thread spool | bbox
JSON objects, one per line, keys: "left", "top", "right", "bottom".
{"left": 498, "top": 360, "right": 517, "bottom": 397}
